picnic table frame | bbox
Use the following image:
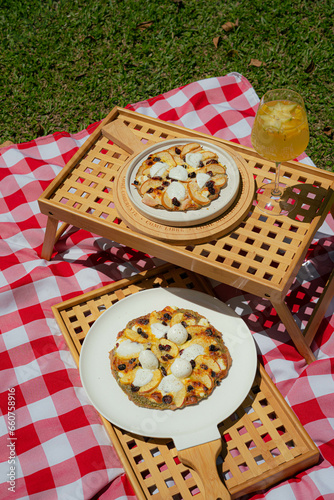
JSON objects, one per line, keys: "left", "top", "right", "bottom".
{"left": 38, "top": 106, "right": 334, "bottom": 364}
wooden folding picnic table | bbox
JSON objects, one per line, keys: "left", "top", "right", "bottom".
{"left": 38, "top": 106, "right": 334, "bottom": 364}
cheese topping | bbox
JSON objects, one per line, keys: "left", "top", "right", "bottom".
{"left": 198, "top": 317, "right": 210, "bottom": 326}
{"left": 139, "top": 349, "right": 159, "bottom": 370}
{"left": 150, "top": 161, "right": 168, "bottom": 178}
{"left": 171, "top": 358, "right": 193, "bottom": 378}
{"left": 151, "top": 322, "right": 170, "bottom": 339}
{"left": 181, "top": 344, "right": 205, "bottom": 361}
{"left": 196, "top": 172, "right": 210, "bottom": 189}
{"left": 158, "top": 374, "right": 184, "bottom": 394}
{"left": 117, "top": 339, "right": 145, "bottom": 357}
{"left": 169, "top": 165, "right": 188, "bottom": 182}
{"left": 166, "top": 181, "right": 186, "bottom": 201}
{"left": 167, "top": 323, "right": 188, "bottom": 345}
{"left": 133, "top": 368, "right": 154, "bottom": 387}
{"left": 185, "top": 152, "right": 202, "bottom": 168}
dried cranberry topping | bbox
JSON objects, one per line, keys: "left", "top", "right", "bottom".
{"left": 199, "top": 161, "right": 204, "bottom": 167}
{"left": 205, "top": 328, "right": 214, "bottom": 336}
{"left": 147, "top": 187, "right": 154, "bottom": 193}
{"left": 153, "top": 156, "right": 161, "bottom": 161}
{"left": 118, "top": 364, "right": 126, "bottom": 370}
{"left": 129, "top": 358, "right": 136, "bottom": 364}
{"left": 172, "top": 197, "right": 181, "bottom": 207}
{"left": 162, "top": 180, "right": 170, "bottom": 186}
{"left": 175, "top": 147, "right": 181, "bottom": 155}
{"left": 206, "top": 159, "right": 218, "bottom": 165}
{"left": 165, "top": 354, "right": 174, "bottom": 360}
{"left": 181, "top": 321, "right": 187, "bottom": 327}
{"left": 163, "top": 313, "right": 172, "bottom": 320}
{"left": 137, "top": 327, "right": 143, "bottom": 334}
{"left": 159, "top": 343, "right": 171, "bottom": 351}
{"left": 138, "top": 318, "right": 149, "bottom": 325}
{"left": 161, "top": 366, "right": 167, "bottom": 376}
{"left": 130, "top": 384, "right": 140, "bottom": 392}
{"left": 211, "top": 371, "right": 217, "bottom": 378}
{"left": 162, "top": 395, "right": 173, "bottom": 404}
{"left": 187, "top": 385, "right": 194, "bottom": 392}
{"left": 209, "top": 344, "right": 219, "bottom": 352}
{"left": 190, "top": 359, "right": 196, "bottom": 368}
{"left": 187, "top": 334, "right": 192, "bottom": 341}
{"left": 139, "top": 332, "right": 148, "bottom": 338}
{"left": 188, "top": 171, "right": 196, "bottom": 178}
{"left": 133, "top": 180, "right": 139, "bottom": 185}
{"left": 200, "top": 364, "right": 208, "bottom": 370}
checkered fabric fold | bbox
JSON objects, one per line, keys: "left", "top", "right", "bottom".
{"left": 0, "top": 72, "right": 333, "bottom": 499}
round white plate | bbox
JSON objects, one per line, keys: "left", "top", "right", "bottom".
{"left": 79, "top": 287, "right": 257, "bottom": 450}
{"left": 125, "top": 138, "right": 241, "bottom": 227}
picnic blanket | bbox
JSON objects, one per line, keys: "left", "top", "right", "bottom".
{"left": 0, "top": 72, "right": 333, "bottom": 499}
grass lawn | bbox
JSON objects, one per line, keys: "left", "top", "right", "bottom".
{"left": 0, "top": 0, "right": 333, "bottom": 170}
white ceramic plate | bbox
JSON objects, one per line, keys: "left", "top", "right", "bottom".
{"left": 125, "top": 138, "right": 241, "bottom": 227}
{"left": 79, "top": 287, "right": 257, "bottom": 450}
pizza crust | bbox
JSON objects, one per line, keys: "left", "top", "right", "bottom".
{"left": 109, "top": 306, "right": 232, "bottom": 410}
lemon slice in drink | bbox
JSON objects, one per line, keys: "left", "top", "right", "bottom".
{"left": 261, "top": 102, "right": 297, "bottom": 132}
{"left": 272, "top": 102, "right": 297, "bottom": 114}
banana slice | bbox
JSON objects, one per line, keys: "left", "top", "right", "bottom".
{"left": 151, "top": 339, "right": 179, "bottom": 362}
{"left": 180, "top": 143, "right": 201, "bottom": 159}
{"left": 139, "top": 369, "right": 162, "bottom": 393}
{"left": 188, "top": 180, "right": 211, "bottom": 206}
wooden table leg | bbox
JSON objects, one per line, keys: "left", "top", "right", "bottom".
{"left": 304, "top": 267, "right": 334, "bottom": 346}
{"left": 41, "top": 217, "right": 58, "bottom": 260}
{"left": 41, "top": 220, "right": 71, "bottom": 260}
{"left": 271, "top": 299, "right": 316, "bottom": 364}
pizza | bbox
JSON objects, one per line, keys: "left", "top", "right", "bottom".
{"left": 132, "top": 142, "right": 228, "bottom": 211}
{"left": 109, "top": 306, "right": 232, "bottom": 410}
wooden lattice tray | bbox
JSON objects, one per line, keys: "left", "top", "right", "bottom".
{"left": 52, "top": 264, "right": 319, "bottom": 500}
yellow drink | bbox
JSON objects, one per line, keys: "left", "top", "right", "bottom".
{"left": 251, "top": 100, "right": 309, "bottom": 162}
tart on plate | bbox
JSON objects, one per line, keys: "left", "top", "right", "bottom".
{"left": 133, "top": 142, "right": 228, "bottom": 211}
{"left": 109, "top": 306, "right": 232, "bottom": 410}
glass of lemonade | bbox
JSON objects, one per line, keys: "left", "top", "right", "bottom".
{"left": 251, "top": 89, "right": 309, "bottom": 215}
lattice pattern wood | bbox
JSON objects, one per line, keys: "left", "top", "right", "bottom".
{"left": 52, "top": 264, "right": 319, "bottom": 500}
{"left": 39, "top": 107, "right": 334, "bottom": 302}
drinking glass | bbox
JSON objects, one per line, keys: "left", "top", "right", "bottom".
{"left": 251, "top": 89, "right": 309, "bottom": 215}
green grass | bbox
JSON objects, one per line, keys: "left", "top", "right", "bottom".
{"left": 1, "top": 0, "right": 333, "bottom": 171}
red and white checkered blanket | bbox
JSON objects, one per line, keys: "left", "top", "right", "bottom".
{"left": 1, "top": 72, "right": 333, "bottom": 499}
